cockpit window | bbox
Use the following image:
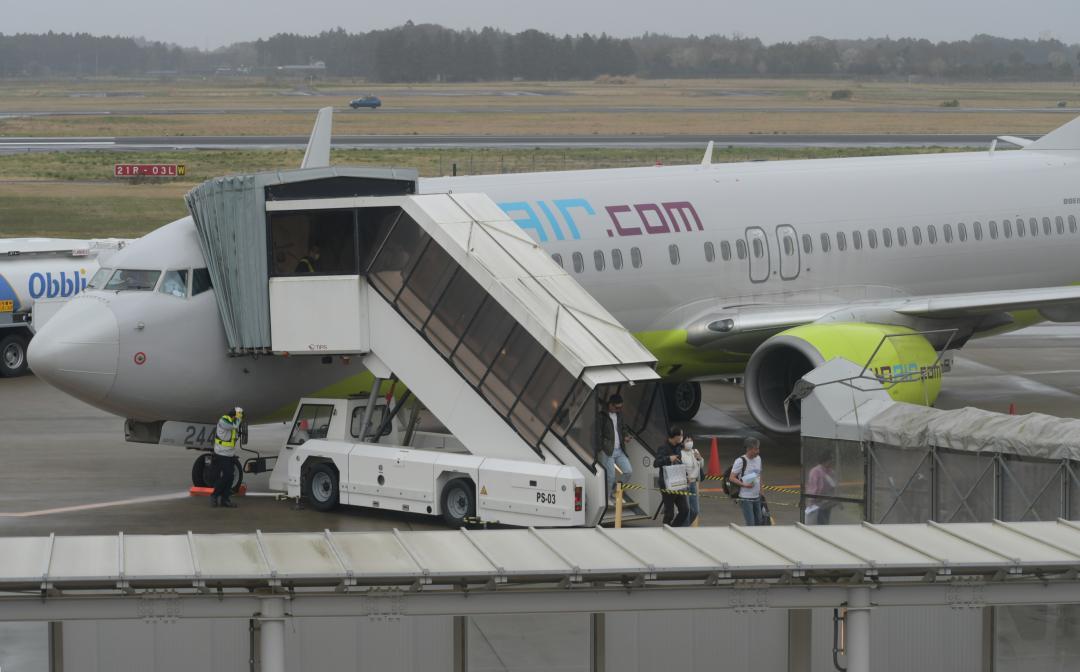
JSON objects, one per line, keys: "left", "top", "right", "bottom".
{"left": 159, "top": 270, "right": 188, "bottom": 298}
{"left": 104, "top": 269, "right": 160, "bottom": 292}
{"left": 192, "top": 268, "right": 213, "bottom": 296}
{"left": 87, "top": 267, "right": 112, "bottom": 290}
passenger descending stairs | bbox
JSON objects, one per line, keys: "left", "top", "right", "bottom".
{"left": 268, "top": 192, "right": 661, "bottom": 526}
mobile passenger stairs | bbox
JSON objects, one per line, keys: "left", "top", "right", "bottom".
{"left": 186, "top": 167, "right": 666, "bottom": 527}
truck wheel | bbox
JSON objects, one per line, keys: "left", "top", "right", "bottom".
{"left": 305, "top": 463, "right": 339, "bottom": 512}
{"left": 440, "top": 479, "right": 475, "bottom": 528}
{"left": 0, "top": 334, "right": 29, "bottom": 378}
{"left": 664, "top": 382, "right": 701, "bottom": 421}
{"left": 191, "top": 454, "right": 211, "bottom": 487}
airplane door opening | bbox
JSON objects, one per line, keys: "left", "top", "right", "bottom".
{"left": 745, "top": 227, "right": 770, "bottom": 283}
{"left": 776, "top": 224, "right": 800, "bottom": 280}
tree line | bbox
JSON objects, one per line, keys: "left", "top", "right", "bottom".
{"left": 1, "top": 24, "right": 1078, "bottom": 81}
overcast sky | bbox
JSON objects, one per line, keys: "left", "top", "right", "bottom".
{"left": 2, "top": 0, "right": 1079, "bottom": 49}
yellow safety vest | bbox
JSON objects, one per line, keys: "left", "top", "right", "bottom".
{"left": 215, "top": 415, "right": 238, "bottom": 448}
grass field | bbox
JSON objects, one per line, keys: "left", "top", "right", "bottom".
{"left": 0, "top": 145, "right": 968, "bottom": 238}
{"left": 3, "top": 77, "right": 1080, "bottom": 137}
{"left": 0, "top": 76, "right": 1062, "bottom": 238}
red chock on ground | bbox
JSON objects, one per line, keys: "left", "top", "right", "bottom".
{"left": 189, "top": 485, "right": 247, "bottom": 497}
{"left": 706, "top": 436, "right": 722, "bottom": 478}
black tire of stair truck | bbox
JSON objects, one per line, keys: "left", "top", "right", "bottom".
{"left": 305, "top": 462, "right": 340, "bottom": 512}
{"left": 440, "top": 478, "right": 476, "bottom": 528}
{"left": 0, "top": 333, "right": 29, "bottom": 378}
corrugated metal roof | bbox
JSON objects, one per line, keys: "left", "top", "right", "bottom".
{"left": 4, "top": 521, "right": 1080, "bottom": 592}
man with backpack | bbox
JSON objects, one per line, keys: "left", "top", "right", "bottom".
{"left": 726, "top": 436, "right": 765, "bottom": 526}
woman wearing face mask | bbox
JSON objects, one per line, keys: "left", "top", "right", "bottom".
{"left": 681, "top": 435, "right": 705, "bottom": 526}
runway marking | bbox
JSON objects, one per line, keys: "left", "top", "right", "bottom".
{"left": 0, "top": 492, "right": 189, "bottom": 518}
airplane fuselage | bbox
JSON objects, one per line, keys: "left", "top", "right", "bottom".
{"left": 29, "top": 147, "right": 1080, "bottom": 425}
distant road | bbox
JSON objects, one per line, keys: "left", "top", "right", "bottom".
{"left": 0, "top": 133, "right": 1020, "bottom": 153}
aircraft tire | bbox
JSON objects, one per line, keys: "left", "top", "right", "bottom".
{"left": 665, "top": 382, "right": 702, "bottom": 421}
{"left": 191, "top": 454, "right": 244, "bottom": 493}
{"left": 305, "top": 462, "right": 340, "bottom": 512}
{"left": 440, "top": 478, "right": 476, "bottom": 528}
{"left": 0, "top": 333, "right": 29, "bottom": 378}
{"left": 191, "top": 454, "right": 211, "bottom": 487}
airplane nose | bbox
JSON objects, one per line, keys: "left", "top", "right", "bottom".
{"left": 28, "top": 296, "right": 119, "bottom": 404}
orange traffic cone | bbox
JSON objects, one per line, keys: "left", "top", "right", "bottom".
{"left": 706, "top": 436, "right": 722, "bottom": 478}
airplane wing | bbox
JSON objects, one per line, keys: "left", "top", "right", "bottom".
{"left": 300, "top": 107, "right": 333, "bottom": 169}
{"left": 686, "top": 284, "right": 1080, "bottom": 349}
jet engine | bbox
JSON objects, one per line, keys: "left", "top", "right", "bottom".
{"left": 743, "top": 323, "right": 942, "bottom": 433}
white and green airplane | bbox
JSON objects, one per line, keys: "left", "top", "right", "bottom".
{"left": 28, "top": 111, "right": 1080, "bottom": 439}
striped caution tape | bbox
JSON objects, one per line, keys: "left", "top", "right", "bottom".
{"left": 698, "top": 475, "right": 802, "bottom": 496}
{"left": 617, "top": 482, "right": 798, "bottom": 506}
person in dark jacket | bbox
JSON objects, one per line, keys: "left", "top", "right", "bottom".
{"left": 597, "top": 394, "right": 632, "bottom": 504}
{"left": 655, "top": 425, "right": 690, "bottom": 527}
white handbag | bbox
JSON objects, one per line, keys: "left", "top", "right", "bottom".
{"left": 662, "top": 464, "right": 688, "bottom": 491}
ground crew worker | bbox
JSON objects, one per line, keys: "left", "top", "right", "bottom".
{"left": 295, "top": 244, "right": 321, "bottom": 273}
{"left": 211, "top": 407, "right": 243, "bottom": 508}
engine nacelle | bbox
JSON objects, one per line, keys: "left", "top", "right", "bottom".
{"left": 744, "top": 323, "right": 942, "bottom": 434}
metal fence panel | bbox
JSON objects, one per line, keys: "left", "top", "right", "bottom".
{"left": 870, "top": 445, "right": 932, "bottom": 524}
{"left": 1001, "top": 458, "right": 1064, "bottom": 522}
{"left": 935, "top": 450, "right": 996, "bottom": 523}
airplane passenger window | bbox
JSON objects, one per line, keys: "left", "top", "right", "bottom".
{"left": 820, "top": 233, "right": 831, "bottom": 252}
{"left": 957, "top": 223, "right": 967, "bottom": 242}
{"left": 852, "top": 231, "right": 862, "bottom": 250}
{"left": 836, "top": 232, "right": 847, "bottom": 251}
{"left": 867, "top": 229, "right": 878, "bottom": 249}
{"left": 783, "top": 236, "right": 795, "bottom": 256}
{"left": 1004, "top": 220, "right": 1013, "bottom": 238}
{"left": 551, "top": 253, "right": 564, "bottom": 268}
{"left": 1028, "top": 217, "right": 1038, "bottom": 236}
{"left": 1016, "top": 219, "right": 1026, "bottom": 238}
{"left": 631, "top": 247, "right": 643, "bottom": 269}
{"left": 572, "top": 252, "right": 584, "bottom": 273}
{"left": 736, "top": 239, "right": 748, "bottom": 259}
{"left": 1057, "top": 216, "right": 1066, "bottom": 234}
{"left": 912, "top": 226, "right": 922, "bottom": 245}
{"left": 612, "top": 249, "right": 624, "bottom": 270}
{"left": 721, "top": 241, "right": 732, "bottom": 261}
{"left": 987, "top": 221, "right": 997, "bottom": 240}
{"left": 897, "top": 228, "right": 907, "bottom": 247}
{"left": 192, "top": 268, "right": 213, "bottom": 295}
{"left": 1071, "top": 215, "right": 1078, "bottom": 233}
{"left": 943, "top": 224, "right": 953, "bottom": 243}
{"left": 927, "top": 225, "right": 938, "bottom": 244}
{"left": 972, "top": 222, "right": 982, "bottom": 241}
{"left": 159, "top": 270, "right": 188, "bottom": 298}
{"left": 669, "top": 244, "right": 681, "bottom": 265}
{"left": 751, "top": 239, "right": 764, "bottom": 258}
{"left": 1043, "top": 217, "right": 1052, "bottom": 235}
{"left": 802, "top": 234, "right": 813, "bottom": 254}
{"left": 105, "top": 269, "right": 161, "bottom": 292}
{"left": 593, "top": 250, "right": 605, "bottom": 272}
{"left": 704, "top": 242, "right": 716, "bottom": 262}
{"left": 882, "top": 228, "right": 892, "bottom": 248}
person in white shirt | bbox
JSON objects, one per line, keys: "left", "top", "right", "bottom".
{"left": 597, "top": 394, "right": 633, "bottom": 504}
{"left": 681, "top": 436, "right": 705, "bottom": 525}
{"left": 728, "top": 436, "right": 765, "bottom": 525}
